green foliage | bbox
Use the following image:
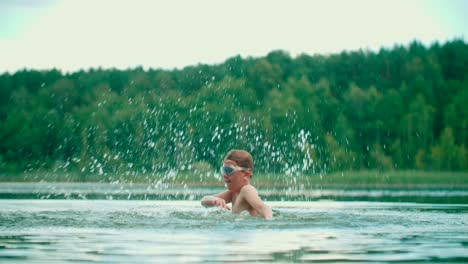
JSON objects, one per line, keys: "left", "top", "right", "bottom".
{"left": 430, "top": 127, "right": 467, "bottom": 170}
{"left": 0, "top": 40, "right": 467, "bottom": 180}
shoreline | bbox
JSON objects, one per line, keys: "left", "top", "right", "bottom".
{"left": 1, "top": 170, "right": 467, "bottom": 190}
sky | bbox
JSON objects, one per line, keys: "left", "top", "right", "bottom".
{"left": 0, "top": 0, "right": 467, "bottom": 73}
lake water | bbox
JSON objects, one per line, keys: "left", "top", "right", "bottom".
{"left": 0, "top": 183, "right": 467, "bottom": 263}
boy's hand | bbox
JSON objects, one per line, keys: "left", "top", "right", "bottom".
{"left": 213, "top": 198, "right": 231, "bottom": 210}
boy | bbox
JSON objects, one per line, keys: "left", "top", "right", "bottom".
{"left": 201, "top": 149, "right": 273, "bottom": 220}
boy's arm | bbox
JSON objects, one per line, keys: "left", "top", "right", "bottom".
{"left": 201, "top": 191, "right": 232, "bottom": 210}
{"left": 240, "top": 185, "right": 273, "bottom": 220}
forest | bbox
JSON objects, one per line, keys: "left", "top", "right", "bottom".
{"left": 0, "top": 40, "right": 467, "bottom": 179}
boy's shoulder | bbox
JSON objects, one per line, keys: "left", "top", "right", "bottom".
{"left": 240, "top": 184, "right": 258, "bottom": 194}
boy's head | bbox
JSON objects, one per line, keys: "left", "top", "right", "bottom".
{"left": 222, "top": 149, "right": 254, "bottom": 192}
{"left": 224, "top": 149, "right": 253, "bottom": 170}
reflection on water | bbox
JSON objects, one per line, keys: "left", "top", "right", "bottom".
{"left": 0, "top": 197, "right": 467, "bottom": 263}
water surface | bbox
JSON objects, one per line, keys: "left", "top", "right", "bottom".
{"left": 0, "top": 183, "right": 467, "bottom": 263}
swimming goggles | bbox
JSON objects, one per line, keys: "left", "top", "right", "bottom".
{"left": 220, "top": 165, "right": 251, "bottom": 175}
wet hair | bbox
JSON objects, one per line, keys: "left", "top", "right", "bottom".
{"left": 224, "top": 149, "right": 254, "bottom": 170}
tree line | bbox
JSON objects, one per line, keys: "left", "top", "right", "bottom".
{"left": 0, "top": 40, "right": 467, "bottom": 178}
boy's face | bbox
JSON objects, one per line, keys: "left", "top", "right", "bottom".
{"left": 222, "top": 160, "right": 250, "bottom": 192}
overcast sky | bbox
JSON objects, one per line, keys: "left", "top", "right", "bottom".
{"left": 0, "top": 0, "right": 466, "bottom": 73}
